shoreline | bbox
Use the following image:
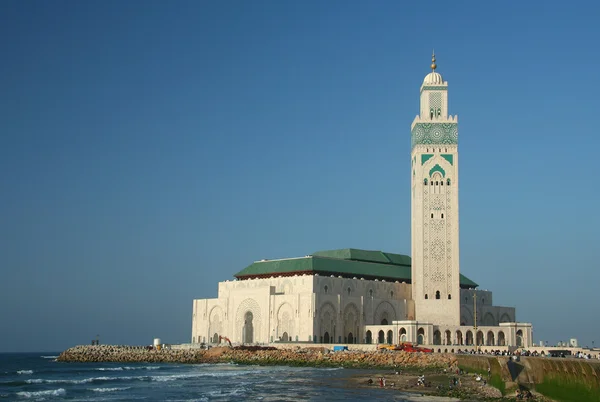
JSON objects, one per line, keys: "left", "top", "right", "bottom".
{"left": 56, "top": 345, "right": 558, "bottom": 400}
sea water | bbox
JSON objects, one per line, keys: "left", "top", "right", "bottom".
{"left": 0, "top": 353, "right": 454, "bottom": 401}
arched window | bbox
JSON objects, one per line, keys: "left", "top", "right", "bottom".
{"left": 324, "top": 285, "right": 328, "bottom": 294}
{"left": 347, "top": 287, "right": 351, "bottom": 296}
{"left": 424, "top": 178, "right": 428, "bottom": 185}
{"left": 447, "top": 178, "right": 451, "bottom": 185}
{"left": 390, "top": 291, "right": 394, "bottom": 298}
{"left": 431, "top": 213, "right": 434, "bottom": 218}
{"left": 369, "top": 289, "right": 373, "bottom": 297}
{"left": 425, "top": 294, "right": 428, "bottom": 299}
{"left": 448, "top": 294, "right": 452, "bottom": 299}
{"left": 436, "top": 181, "right": 439, "bottom": 185}
{"left": 482, "top": 298, "right": 485, "bottom": 304}
{"left": 435, "top": 291, "right": 441, "bottom": 299}
{"left": 441, "top": 213, "right": 444, "bottom": 218}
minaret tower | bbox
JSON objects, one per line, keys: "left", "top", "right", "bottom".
{"left": 410, "top": 53, "right": 460, "bottom": 326}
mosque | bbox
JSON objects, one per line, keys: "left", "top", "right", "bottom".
{"left": 191, "top": 55, "right": 533, "bottom": 349}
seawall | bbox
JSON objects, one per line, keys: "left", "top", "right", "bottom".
{"left": 456, "top": 354, "right": 600, "bottom": 402}
{"left": 57, "top": 345, "right": 457, "bottom": 370}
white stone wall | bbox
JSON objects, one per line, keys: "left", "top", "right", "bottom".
{"left": 313, "top": 276, "right": 414, "bottom": 343}
{"left": 459, "top": 289, "right": 515, "bottom": 326}
{"left": 192, "top": 275, "right": 315, "bottom": 345}
{"left": 192, "top": 276, "right": 528, "bottom": 347}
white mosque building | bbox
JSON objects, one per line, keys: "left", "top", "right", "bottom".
{"left": 191, "top": 55, "right": 533, "bottom": 349}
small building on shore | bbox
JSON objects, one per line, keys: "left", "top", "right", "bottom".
{"left": 192, "top": 55, "right": 533, "bottom": 349}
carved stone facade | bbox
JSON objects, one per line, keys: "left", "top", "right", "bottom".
{"left": 411, "top": 56, "right": 460, "bottom": 326}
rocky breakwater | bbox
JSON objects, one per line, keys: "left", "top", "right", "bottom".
{"left": 58, "top": 345, "right": 457, "bottom": 370}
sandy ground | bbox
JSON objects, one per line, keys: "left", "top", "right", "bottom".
{"left": 347, "top": 369, "right": 555, "bottom": 401}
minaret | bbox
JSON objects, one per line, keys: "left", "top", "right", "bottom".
{"left": 410, "top": 53, "right": 460, "bottom": 326}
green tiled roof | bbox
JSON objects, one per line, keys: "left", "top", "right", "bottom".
{"left": 234, "top": 248, "right": 478, "bottom": 288}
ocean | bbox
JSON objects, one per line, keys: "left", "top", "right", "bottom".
{"left": 0, "top": 353, "right": 452, "bottom": 401}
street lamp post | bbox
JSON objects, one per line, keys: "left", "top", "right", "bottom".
{"left": 473, "top": 290, "right": 477, "bottom": 347}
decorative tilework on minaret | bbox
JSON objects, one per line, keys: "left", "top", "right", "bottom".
{"left": 410, "top": 53, "right": 461, "bottom": 326}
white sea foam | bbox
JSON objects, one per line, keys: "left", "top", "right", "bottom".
{"left": 90, "top": 387, "right": 131, "bottom": 393}
{"left": 95, "top": 366, "right": 160, "bottom": 371}
{"left": 40, "top": 356, "right": 58, "bottom": 359}
{"left": 17, "top": 370, "right": 33, "bottom": 375}
{"left": 26, "top": 375, "right": 142, "bottom": 385}
{"left": 16, "top": 388, "right": 66, "bottom": 398}
{"left": 206, "top": 386, "right": 248, "bottom": 397}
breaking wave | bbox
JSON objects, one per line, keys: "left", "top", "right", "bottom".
{"left": 16, "top": 388, "right": 66, "bottom": 398}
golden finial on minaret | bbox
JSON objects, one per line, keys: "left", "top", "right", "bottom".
{"left": 431, "top": 51, "right": 437, "bottom": 71}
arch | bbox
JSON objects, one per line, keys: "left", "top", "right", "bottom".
{"left": 399, "top": 327, "right": 407, "bottom": 343}
{"left": 276, "top": 302, "right": 294, "bottom": 341}
{"left": 208, "top": 306, "right": 224, "bottom": 344}
{"left": 433, "top": 330, "right": 441, "bottom": 345}
{"left": 516, "top": 330, "right": 524, "bottom": 347}
{"left": 445, "top": 330, "right": 452, "bottom": 345}
{"left": 456, "top": 330, "right": 463, "bottom": 345}
{"left": 378, "top": 330, "right": 385, "bottom": 344}
{"left": 483, "top": 312, "right": 496, "bottom": 326}
{"left": 343, "top": 279, "right": 356, "bottom": 296}
{"left": 417, "top": 327, "right": 425, "bottom": 345}
{"left": 466, "top": 330, "right": 473, "bottom": 345}
{"left": 387, "top": 330, "right": 393, "bottom": 344}
{"left": 281, "top": 332, "right": 289, "bottom": 342}
{"left": 374, "top": 301, "right": 397, "bottom": 325}
{"left": 498, "top": 331, "right": 506, "bottom": 346}
{"left": 319, "top": 302, "right": 336, "bottom": 342}
{"left": 212, "top": 333, "right": 219, "bottom": 344}
{"left": 429, "top": 164, "right": 446, "bottom": 178}
{"left": 499, "top": 313, "right": 512, "bottom": 323}
{"left": 435, "top": 290, "right": 441, "bottom": 299}
{"left": 487, "top": 331, "right": 495, "bottom": 346}
{"left": 348, "top": 332, "right": 354, "bottom": 344}
{"left": 243, "top": 311, "right": 254, "bottom": 343}
{"left": 235, "top": 298, "right": 261, "bottom": 344}
{"left": 425, "top": 294, "right": 429, "bottom": 299}
{"left": 366, "top": 330, "right": 372, "bottom": 344}
{"left": 343, "top": 303, "right": 359, "bottom": 344}
{"left": 324, "top": 332, "right": 330, "bottom": 343}
{"left": 476, "top": 330, "right": 484, "bottom": 346}
{"left": 381, "top": 318, "right": 388, "bottom": 325}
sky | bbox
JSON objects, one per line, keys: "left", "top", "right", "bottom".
{"left": 1, "top": 0, "right": 599, "bottom": 353}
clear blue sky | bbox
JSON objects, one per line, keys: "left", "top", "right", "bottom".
{"left": 1, "top": 0, "right": 599, "bottom": 352}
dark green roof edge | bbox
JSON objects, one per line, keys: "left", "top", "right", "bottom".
{"left": 233, "top": 248, "right": 479, "bottom": 288}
